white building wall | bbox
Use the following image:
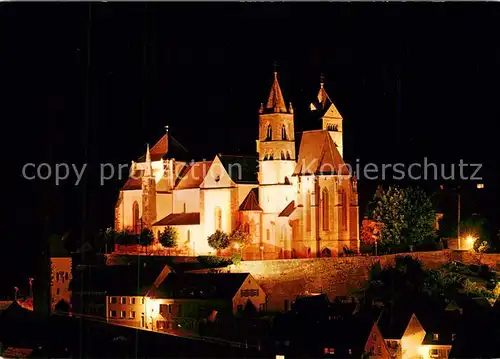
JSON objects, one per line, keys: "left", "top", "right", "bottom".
{"left": 122, "top": 190, "right": 143, "bottom": 231}
{"left": 173, "top": 189, "right": 200, "bottom": 213}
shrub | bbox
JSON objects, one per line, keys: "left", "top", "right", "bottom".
{"left": 197, "top": 256, "right": 232, "bottom": 268}
{"left": 231, "top": 252, "right": 242, "bottom": 266}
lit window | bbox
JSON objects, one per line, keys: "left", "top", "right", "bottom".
{"left": 121, "top": 310, "right": 126, "bottom": 318}
{"left": 110, "top": 310, "right": 116, "bottom": 317}
{"left": 430, "top": 348, "right": 438, "bottom": 357}
{"left": 433, "top": 333, "right": 439, "bottom": 340}
{"left": 121, "top": 297, "right": 127, "bottom": 304}
{"left": 477, "top": 183, "right": 484, "bottom": 189}
{"left": 110, "top": 297, "right": 117, "bottom": 304}
{"left": 141, "top": 298, "right": 145, "bottom": 305}
{"left": 130, "top": 311, "right": 136, "bottom": 318}
{"left": 130, "top": 297, "right": 136, "bottom": 305}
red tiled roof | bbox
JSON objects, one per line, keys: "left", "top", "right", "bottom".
{"left": 293, "top": 130, "right": 349, "bottom": 176}
{"left": 239, "top": 189, "right": 262, "bottom": 211}
{"left": 265, "top": 72, "right": 288, "bottom": 113}
{"left": 175, "top": 161, "right": 212, "bottom": 190}
{"left": 153, "top": 212, "right": 200, "bottom": 226}
{"left": 2, "top": 347, "right": 34, "bottom": 358}
{"left": 122, "top": 169, "right": 144, "bottom": 190}
{"left": 150, "top": 133, "right": 168, "bottom": 161}
{"left": 278, "top": 201, "right": 295, "bottom": 217}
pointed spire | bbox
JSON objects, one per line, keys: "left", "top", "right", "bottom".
{"left": 145, "top": 143, "right": 152, "bottom": 177}
{"left": 146, "top": 143, "right": 151, "bottom": 163}
{"left": 265, "top": 71, "right": 288, "bottom": 113}
{"left": 289, "top": 102, "right": 294, "bottom": 114}
{"left": 259, "top": 103, "right": 264, "bottom": 114}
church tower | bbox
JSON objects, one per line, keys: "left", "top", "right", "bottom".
{"left": 310, "top": 76, "right": 344, "bottom": 157}
{"left": 257, "top": 71, "right": 297, "bottom": 252}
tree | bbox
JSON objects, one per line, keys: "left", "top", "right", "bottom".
{"left": 115, "top": 230, "right": 137, "bottom": 246}
{"left": 207, "top": 230, "right": 230, "bottom": 253}
{"left": 370, "top": 186, "right": 436, "bottom": 247}
{"left": 138, "top": 228, "right": 154, "bottom": 254}
{"left": 360, "top": 219, "right": 381, "bottom": 245}
{"left": 158, "top": 226, "right": 178, "bottom": 248}
{"left": 229, "top": 228, "right": 252, "bottom": 248}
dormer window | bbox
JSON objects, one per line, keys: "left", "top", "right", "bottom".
{"left": 433, "top": 333, "right": 439, "bottom": 341}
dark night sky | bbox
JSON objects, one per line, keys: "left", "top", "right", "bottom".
{"left": 1, "top": 3, "right": 499, "bottom": 292}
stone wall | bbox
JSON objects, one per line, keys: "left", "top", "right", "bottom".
{"left": 228, "top": 251, "right": 453, "bottom": 311}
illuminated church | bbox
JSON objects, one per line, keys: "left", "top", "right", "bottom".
{"left": 114, "top": 72, "right": 359, "bottom": 259}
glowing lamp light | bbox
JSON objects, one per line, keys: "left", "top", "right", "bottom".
{"left": 233, "top": 243, "right": 240, "bottom": 250}
{"left": 477, "top": 183, "right": 484, "bottom": 189}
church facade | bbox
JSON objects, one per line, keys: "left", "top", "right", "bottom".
{"left": 114, "top": 72, "right": 359, "bottom": 259}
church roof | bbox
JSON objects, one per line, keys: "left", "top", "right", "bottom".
{"left": 239, "top": 189, "right": 262, "bottom": 211}
{"left": 293, "top": 130, "right": 349, "bottom": 176}
{"left": 219, "top": 155, "right": 258, "bottom": 184}
{"left": 278, "top": 201, "right": 295, "bottom": 217}
{"left": 175, "top": 161, "right": 213, "bottom": 190}
{"left": 149, "top": 133, "right": 168, "bottom": 161}
{"left": 153, "top": 212, "right": 200, "bottom": 226}
{"left": 122, "top": 169, "right": 143, "bottom": 190}
{"left": 310, "top": 81, "right": 343, "bottom": 119}
{"left": 264, "top": 72, "right": 288, "bottom": 114}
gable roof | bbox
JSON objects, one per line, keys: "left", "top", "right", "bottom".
{"left": 219, "top": 155, "right": 258, "bottom": 184}
{"left": 153, "top": 212, "right": 200, "bottom": 226}
{"left": 279, "top": 201, "right": 295, "bottom": 217}
{"left": 377, "top": 307, "right": 414, "bottom": 339}
{"left": 175, "top": 161, "right": 212, "bottom": 190}
{"left": 293, "top": 130, "right": 348, "bottom": 176}
{"left": 151, "top": 273, "right": 251, "bottom": 300}
{"left": 239, "top": 189, "right": 262, "bottom": 211}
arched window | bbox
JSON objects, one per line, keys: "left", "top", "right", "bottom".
{"left": 342, "top": 190, "right": 348, "bottom": 231}
{"left": 306, "top": 191, "right": 311, "bottom": 232}
{"left": 322, "top": 188, "right": 329, "bottom": 231}
{"left": 269, "top": 152, "right": 274, "bottom": 160}
{"left": 286, "top": 151, "right": 291, "bottom": 160}
{"left": 321, "top": 248, "right": 332, "bottom": 257}
{"left": 281, "top": 124, "right": 287, "bottom": 140}
{"left": 132, "top": 201, "right": 140, "bottom": 234}
{"left": 281, "top": 151, "right": 285, "bottom": 160}
{"left": 214, "top": 207, "right": 222, "bottom": 231}
{"left": 266, "top": 124, "right": 272, "bottom": 140}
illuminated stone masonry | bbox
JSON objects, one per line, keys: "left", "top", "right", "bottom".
{"left": 114, "top": 72, "right": 359, "bottom": 259}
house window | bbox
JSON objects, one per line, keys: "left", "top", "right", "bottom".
{"left": 56, "top": 288, "right": 60, "bottom": 295}
{"left": 132, "top": 201, "right": 140, "bottom": 234}
{"left": 281, "top": 151, "right": 285, "bottom": 160}
{"left": 373, "top": 333, "right": 377, "bottom": 341}
{"left": 348, "top": 349, "right": 352, "bottom": 355}
{"left": 322, "top": 188, "right": 329, "bottom": 231}
{"left": 159, "top": 304, "right": 168, "bottom": 313}
{"left": 377, "top": 345, "right": 382, "bottom": 354}
{"left": 110, "top": 310, "right": 116, "bottom": 317}
{"left": 214, "top": 207, "right": 222, "bottom": 231}
{"left": 130, "top": 311, "right": 136, "bottom": 318}
{"left": 110, "top": 297, "right": 117, "bottom": 304}
{"left": 281, "top": 124, "right": 287, "bottom": 140}
{"left": 269, "top": 152, "right": 274, "bottom": 160}
{"left": 433, "top": 333, "right": 439, "bottom": 340}
{"left": 266, "top": 124, "right": 272, "bottom": 140}
{"left": 141, "top": 298, "right": 145, "bottom": 305}
{"left": 241, "top": 289, "right": 259, "bottom": 297}
{"left": 130, "top": 297, "right": 136, "bottom": 305}
{"left": 120, "top": 310, "right": 126, "bottom": 318}
{"left": 430, "top": 349, "right": 438, "bottom": 357}
{"left": 56, "top": 273, "right": 60, "bottom": 281}
{"left": 121, "top": 297, "right": 127, "bottom": 304}
{"left": 168, "top": 304, "right": 172, "bottom": 314}
{"left": 65, "top": 272, "right": 69, "bottom": 280}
